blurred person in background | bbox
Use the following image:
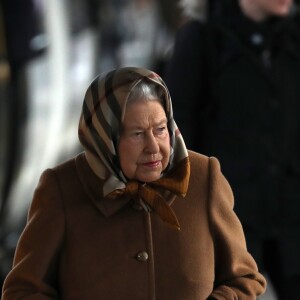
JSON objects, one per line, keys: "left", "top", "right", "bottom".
{"left": 97, "top": 0, "right": 174, "bottom": 74}
{"left": 163, "top": 0, "right": 300, "bottom": 299}
{"left": 0, "top": 0, "right": 44, "bottom": 217}
{"left": 0, "top": 0, "right": 45, "bottom": 288}
{"left": 2, "top": 67, "right": 266, "bottom": 299}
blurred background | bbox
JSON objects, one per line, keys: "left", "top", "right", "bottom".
{"left": 0, "top": 0, "right": 184, "bottom": 290}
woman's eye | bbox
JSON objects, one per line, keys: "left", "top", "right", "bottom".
{"left": 134, "top": 131, "right": 143, "bottom": 136}
{"left": 158, "top": 126, "right": 166, "bottom": 133}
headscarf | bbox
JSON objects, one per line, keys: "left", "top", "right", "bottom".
{"left": 78, "top": 67, "right": 190, "bottom": 229}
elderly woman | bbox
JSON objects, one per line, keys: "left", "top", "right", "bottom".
{"left": 2, "top": 67, "right": 266, "bottom": 299}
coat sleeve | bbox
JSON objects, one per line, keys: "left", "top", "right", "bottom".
{"left": 2, "top": 169, "right": 64, "bottom": 299}
{"left": 207, "top": 157, "right": 266, "bottom": 299}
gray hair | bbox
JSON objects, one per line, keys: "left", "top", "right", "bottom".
{"left": 127, "top": 79, "right": 165, "bottom": 107}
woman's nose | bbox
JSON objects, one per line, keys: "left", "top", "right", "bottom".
{"left": 144, "top": 132, "right": 159, "bottom": 153}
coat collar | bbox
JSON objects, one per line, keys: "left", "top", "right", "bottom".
{"left": 75, "top": 152, "right": 130, "bottom": 217}
{"left": 75, "top": 152, "right": 177, "bottom": 218}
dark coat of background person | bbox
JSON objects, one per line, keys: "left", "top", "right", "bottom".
{"left": 163, "top": 1, "right": 300, "bottom": 298}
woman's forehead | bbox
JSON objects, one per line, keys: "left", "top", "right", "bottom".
{"left": 123, "top": 100, "right": 167, "bottom": 122}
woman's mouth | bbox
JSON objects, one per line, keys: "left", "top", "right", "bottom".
{"left": 142, "top": 161, "right": 160, "bottom": 168}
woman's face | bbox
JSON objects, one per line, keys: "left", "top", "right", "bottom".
{"left": 118, "top": 99, "right": 171, "bottom": 182}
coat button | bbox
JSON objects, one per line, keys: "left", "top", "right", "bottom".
{"left": 132, "top": 202, "right": 143, "bottom": 210}
{"left": 136, "top": 251, "right": 148, "bottom": 262}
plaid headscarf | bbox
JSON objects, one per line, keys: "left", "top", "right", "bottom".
{"left": 78, "top": 67, "right": 190, "bottom": 228}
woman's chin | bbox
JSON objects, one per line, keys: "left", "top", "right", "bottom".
{"left": 136, "top": 172, "right": 162, "bottom": 183}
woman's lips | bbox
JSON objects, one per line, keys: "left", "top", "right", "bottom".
{"left": 142, "top": 161, "right": 160, "bottom": 168}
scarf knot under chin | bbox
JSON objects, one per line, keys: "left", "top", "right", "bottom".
{"left": 106, "top": 157, "right": 190, "bottom": 230}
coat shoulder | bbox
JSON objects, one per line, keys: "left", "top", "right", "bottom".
{"left": 188, "top": 150, "right": 209, "bottom": 168}
{"left": 187, "top": 150, "right": 222, "bottom": 185}
{"left": 51, "top": 155, "right": 78, "bottom": 173}
{"left": 43, "top": 153, "right": 84, "bottom": 195}
{"left": 187, "top": 150, "right": 210, "bottom": 186}
{"left": 188, "top": 150, "right": 220, "bottom": 170}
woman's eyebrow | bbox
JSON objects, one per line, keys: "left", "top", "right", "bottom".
{"left": 154, "top": 118, "right": 168, "bottom": 125}
{"left": 126, "top": 118, "right": 167, "bottom": 129}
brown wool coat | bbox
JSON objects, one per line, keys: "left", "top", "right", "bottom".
{"left": 2, "top": 151, "right": 266, "bottom": 299}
